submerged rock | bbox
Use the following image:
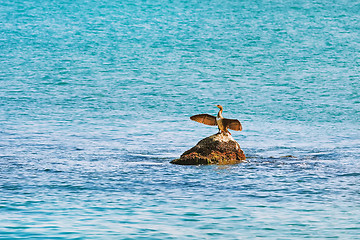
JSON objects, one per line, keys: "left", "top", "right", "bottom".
{"left": 171, "top": 133, "right": 246, "bottom": 165}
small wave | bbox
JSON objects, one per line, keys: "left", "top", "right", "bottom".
{"left": 337, "top": 173, "right": 360, "bottom": 177}
{"left": 126, "top": 161, "right": 164, "bottom": 165}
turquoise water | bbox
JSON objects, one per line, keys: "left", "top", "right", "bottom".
{"left": 1, "top": 0, "right": 359, "bottom": 238}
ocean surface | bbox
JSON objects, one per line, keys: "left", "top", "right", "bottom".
{"left": 1, "top": 0, "right": 359, "bottom": 239}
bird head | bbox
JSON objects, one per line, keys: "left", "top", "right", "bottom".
{"left": 215, "top": 105, "right": 223, "bottom": 111}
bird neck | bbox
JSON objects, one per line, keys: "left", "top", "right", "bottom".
{"left": 217, "top": 108, "right": 223, "bottom": 118}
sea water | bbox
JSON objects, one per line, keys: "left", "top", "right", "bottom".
{"left": 1, "top": 0, "right": 359, "bottom": 239}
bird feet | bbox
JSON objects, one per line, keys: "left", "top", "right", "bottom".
{"left": 218, "top": 131, "right": 231, "bottom": 136}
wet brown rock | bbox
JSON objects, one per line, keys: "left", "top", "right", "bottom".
{"left": 171, "top": 133, "right": 246, "bottom": 165}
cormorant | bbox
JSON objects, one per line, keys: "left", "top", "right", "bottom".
{"left": 190, "top": 105, "right": 242, "bottom": 134}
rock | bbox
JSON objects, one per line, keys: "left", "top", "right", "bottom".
{"left": 170, "top": 133, "right": 246, "bottom": 165}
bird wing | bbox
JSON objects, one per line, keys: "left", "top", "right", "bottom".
{"left": 222, "top": 118, "right": 242, "bottom": 131}
{"left": 190, "top": 114, "right": 217, "bottom": 126}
